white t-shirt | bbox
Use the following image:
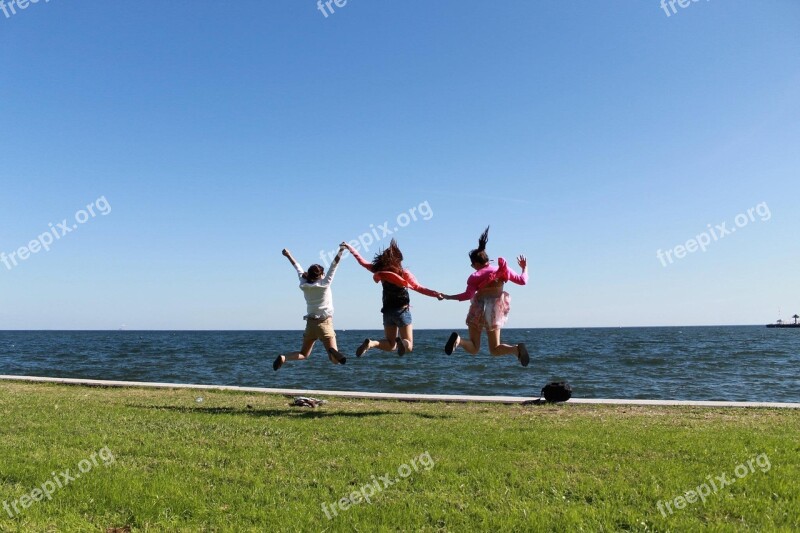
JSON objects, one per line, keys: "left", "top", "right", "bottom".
{"left": 294, "top": 260, "right": 340, "bottom": 320}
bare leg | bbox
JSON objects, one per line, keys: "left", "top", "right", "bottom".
{"left": 281, "top": 337, "right": 316, "bottom": 363}
{"left": 321, "top": 336, "right": 345, "bottom": 364}
{"left": 456, "top": 324, "right": 483, "bottom": 355}
{"left": 398, "top": 325, "right": 414, "bottom": 353}
{"left": 374, "top": 324, "right": 400, "bottom": 352}
{"left": 486, "top": 328, "right": 519, "bottom": 356}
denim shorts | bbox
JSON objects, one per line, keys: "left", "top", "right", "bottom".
{"left": 382, "top": 307, "right": 412, "bottom": 328}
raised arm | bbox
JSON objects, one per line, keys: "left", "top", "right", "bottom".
{"left": 403, "top": 270, "right": 442, "bottom": 299}
{"left": 322, "top": 244, "right": 347, "bottom": 285}
{"left": 445, "top": 276, "right": 479, "bottom": 302}
{"left": 282, "top": 248, "right": 304, "bottom": 278}
{"left": 506, "top": 255, "right": 528, "bottom": 285}
{"left": 343, "top": 243, "right": 373, "bottom": 272}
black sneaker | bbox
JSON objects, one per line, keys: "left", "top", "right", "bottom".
{"left": 396, "top": 338, "right": 406, "bottom": 357}
{"left": 517, "top": 344, "right": 529, "bottom": 367}
{"left": 444, "top": 332, "right": 459, "bottom": 355}
{"left": 328, "top": 347, "right": 347, "bottom": 365}
{"left": 356, "top": 339, "right": 370, "bottom": 357}
{"left": 273, "top": 355, "right": 284, "bottom": 371}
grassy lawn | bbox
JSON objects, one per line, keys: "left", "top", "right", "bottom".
{"left": 0, "top": 381, "right": 798, "bottom": 532}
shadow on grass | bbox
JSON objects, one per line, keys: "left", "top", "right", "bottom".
{"left": 128, "top": 405, "right": 452, "bottom": 420}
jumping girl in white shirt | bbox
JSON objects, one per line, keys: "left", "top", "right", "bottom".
{"left": 274, "top": 244, "right": 347, "bottom": 371}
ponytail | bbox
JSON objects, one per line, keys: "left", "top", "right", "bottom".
{"left": 477, "top": 226, "right": 489, "bottom": 252}
{"left": 469, "top": 226, "right": 490, "bottom": 265}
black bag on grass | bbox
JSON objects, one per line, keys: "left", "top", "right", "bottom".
{"left": 541, "top": 382, "right": 572, "bottom": 403}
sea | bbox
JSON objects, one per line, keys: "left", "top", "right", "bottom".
{"left": 0, "top": 327, "right": 798, "bottom": 402}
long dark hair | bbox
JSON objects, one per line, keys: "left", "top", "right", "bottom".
{"left": 302, "top": 264, "right": 324, "bottom": 283}
{"left": 371, "top": 239, "right": 404, "bottom": 275}
{"left": 468, "top": 226, "right": 490, "bottom": 266}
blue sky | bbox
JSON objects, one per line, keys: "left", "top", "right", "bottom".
{"left": 1, "top": 1, "right": 798, "bottom": 330}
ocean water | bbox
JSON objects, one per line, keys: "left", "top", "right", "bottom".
{"left": 0, "top": 327, "right": 798, "bottom": 402}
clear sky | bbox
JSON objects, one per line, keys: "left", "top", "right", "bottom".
{"left": 1, "top": 1, "right": 798, "bottom": 330}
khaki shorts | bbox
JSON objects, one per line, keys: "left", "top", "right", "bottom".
{"left": 303, "top": 317, "right": 336, "bottom": 342}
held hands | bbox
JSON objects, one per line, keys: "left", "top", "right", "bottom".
{"left": 517, "top": 255, "right": 527, "bottom": 270}
{"left": 332, "top": 242, "right": 347, "bottom": 263}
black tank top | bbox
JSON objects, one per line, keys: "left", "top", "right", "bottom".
{"left": 381, "top": 281, "right": 410, "bottom": 313}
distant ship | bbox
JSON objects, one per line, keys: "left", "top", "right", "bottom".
{"left": 767, "top": 314, "right": 800, "bottom": 328}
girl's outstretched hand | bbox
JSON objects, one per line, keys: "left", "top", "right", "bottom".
{"left": 339, "top": 242, "right": 348, "bottom": 251}
{"left": 517, "top": 255, "right": 527, "bottom": 270}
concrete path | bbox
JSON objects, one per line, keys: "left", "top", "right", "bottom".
{"left": 2, "top": 375, "right": 799, "bottom": 409}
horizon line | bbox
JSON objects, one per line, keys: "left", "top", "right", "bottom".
{"left": 0, "top": 324, "right": 777, "bottom": 332}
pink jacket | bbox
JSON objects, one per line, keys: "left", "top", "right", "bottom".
{"left": 348, "top": 246, "right": 440, "bottom": 298}
{"left": 452, "top": 257, "right": 527, "bottom": 301}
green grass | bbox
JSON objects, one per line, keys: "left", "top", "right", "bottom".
{"left": 0, "top": 382, "right": 798, "bottom": 532}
